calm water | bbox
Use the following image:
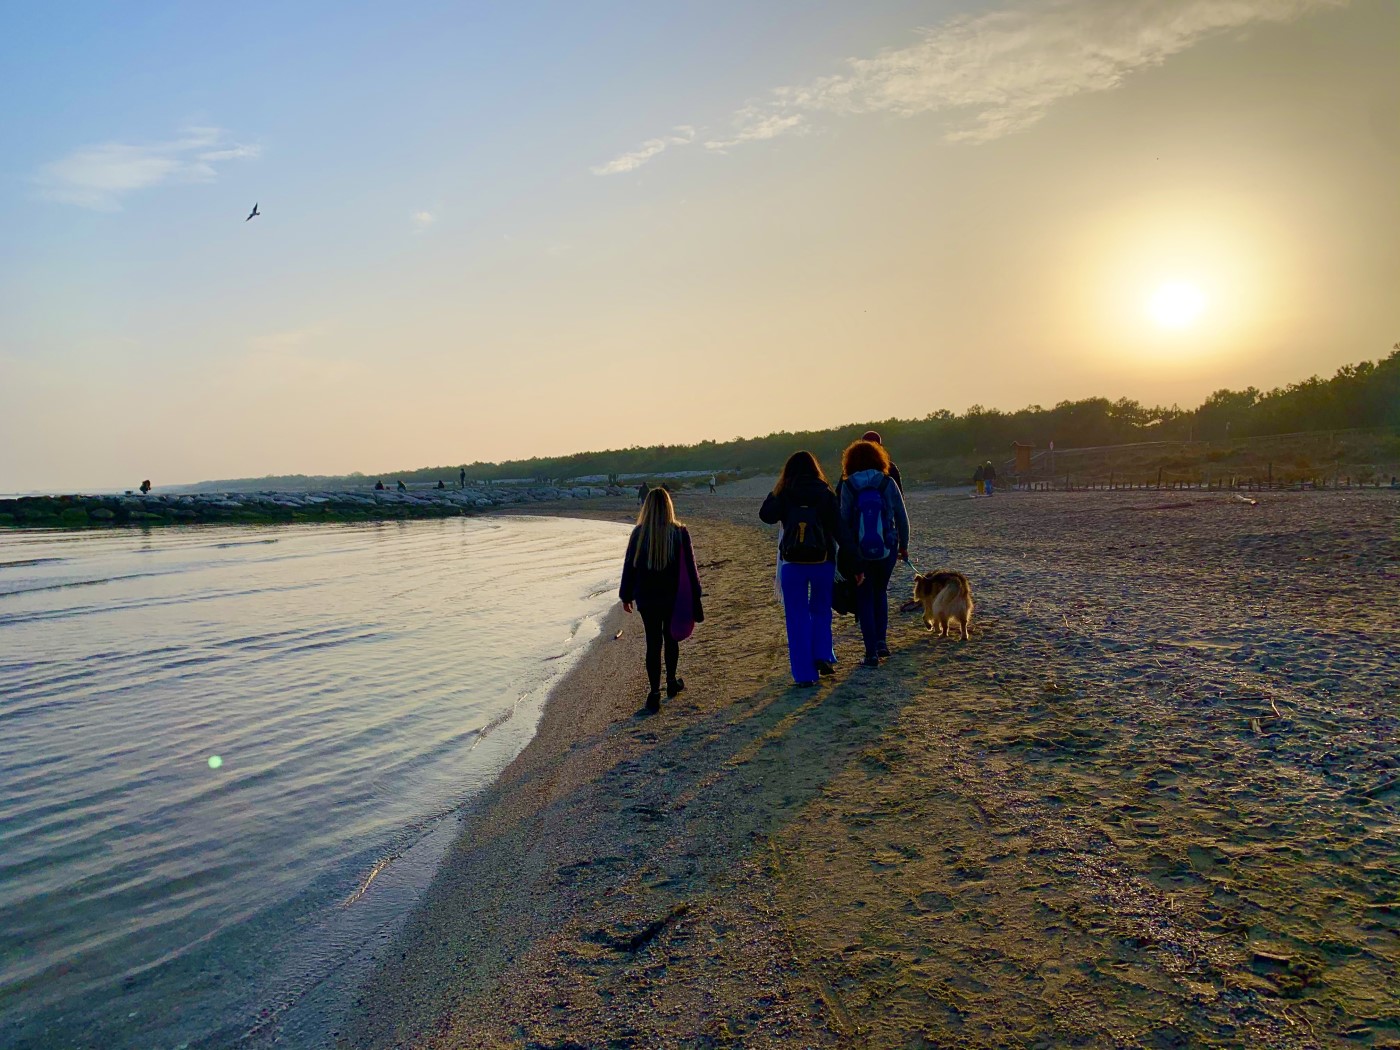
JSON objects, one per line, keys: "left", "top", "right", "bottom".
{"left": 0, "top": 516, "right": 629, "bottom": 1049}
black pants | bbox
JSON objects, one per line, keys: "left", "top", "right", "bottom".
{"left": 639, "top": 603, "right": 679, "bottom": 693}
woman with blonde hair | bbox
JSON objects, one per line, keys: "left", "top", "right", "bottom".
{"left": 839, "top": 439, "right": 909, "bottom": 667}
{"left": 619, "top": 487, "right": 703, "bottom": 713}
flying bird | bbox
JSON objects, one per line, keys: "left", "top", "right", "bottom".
{"left": 245, "top": 203, "right": 260, "bottom": 222}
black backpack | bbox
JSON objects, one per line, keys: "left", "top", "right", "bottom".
{"left": 780, "top": 501, "right": 829, "bottom": 564}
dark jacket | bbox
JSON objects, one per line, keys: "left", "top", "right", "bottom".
{"left": 762, "top": 478, "right": 856, "bottom": 578}
{"left": 887, "top": 461, "right": 903, "bottom": 492}
{"left": 983, "top": 462, "right": 997, "bottom": 480}
{"left": 619, "top": 524, "right": 702, "bottom": 616}
{"left": 840, "top": 469, "right": 910, "bottom": 561}
{"left": 973, "top": 464, "right": 986, "bottom": 482}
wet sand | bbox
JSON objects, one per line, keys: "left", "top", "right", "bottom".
{"left": 345, "top": 488, "right": 1399, "bottom": 1049}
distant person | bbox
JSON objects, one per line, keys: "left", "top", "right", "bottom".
{"left": 397, "top": 480, "right": 407, "bottom": 492}
{"left": 436, "top": 479, "right": 446, "bottom": 490}
{"left": 619, "top": 487, "right": 703, "bottom": 714}
{"left": 374, "top": 480, "right": 385, "bottom": 491}
{"left": 840, "top": 439, "right": 909, "bottom": 667}
{"left": 760, "top": 451, "right": 848, "bottom": 687}
{"left": 861, "top": 431, "right": 903, "bottom": 491}
{"left": 973, "top": 463, "right": 986, "bottom": 496}
{"left": 709, "top": 474, "right": 717, "bottom": 494}
{"left": 139, "top": 479, "right": 151, "bottom": 496}
{"left": 983, "top": 460, "right": 997, "bottom": 496}
{"left": 459, "top": 468, "right": 466, "bottom": 488}
{"left": 637, "top": 481, "right": 649, "bottom": 505}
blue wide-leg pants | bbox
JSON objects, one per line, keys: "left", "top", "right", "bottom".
{"left": 779, "top": 560, "right": 835, "bottom": 684}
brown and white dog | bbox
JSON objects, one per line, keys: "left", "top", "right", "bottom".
{"left": 912, "top": 571, "right": 974, "bottom": 640}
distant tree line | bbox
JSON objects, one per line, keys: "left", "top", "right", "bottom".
{"left": 441, "top": 347, "right": 1400, "bottom": 482}
{"left": 198, "top": 347, "right": 1399, "bottom": 490}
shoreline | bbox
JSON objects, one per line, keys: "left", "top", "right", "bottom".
{"left": 339, "top": 494, "right": 818, "bottom": 1047}
{"left": 0, "top": 485, "right": 625, "bottom": 530}
{"left": 338, "top": 487, "right": 1399, "bottom": 1048}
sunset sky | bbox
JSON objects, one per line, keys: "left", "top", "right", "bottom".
{"left": 2, "top": 0, "right": 1396, "bottom": 491}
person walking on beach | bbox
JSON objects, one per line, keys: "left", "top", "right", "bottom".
{"left": 397, "top": 479, "right": 407, "bottom": 492}
{"left": 459, "top": 467, "right": 466, "bottom": 488}
{"left": 619, "top": 487, "right": 703, "bottom": 714}
{"left": 709, "top": 474, "right": 717, "bottom": 494}
{"left": 973, "top": 463, "right": 986, "bottom": 496}
{"left": 861, "top": 431, "right": 903, "bottom": 491}
{"left": 760, "top": 451, "right": 848, "bottom": 687}
{"left": 983, "top": 459, "right": 997, "bottom": 496}
{"left": 840, "top": 439, "right": 909, "bottom": 667}
{"left": 637, "top": 480, "right": 649, "bottom": 505}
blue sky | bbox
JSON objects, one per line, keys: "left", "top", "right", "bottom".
{"left": 2, "top": 0, "right": 1396, "bottom": 489}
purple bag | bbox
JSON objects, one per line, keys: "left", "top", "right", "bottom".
{"left": 670, "top": 532, "right": 697, "bottom": 641}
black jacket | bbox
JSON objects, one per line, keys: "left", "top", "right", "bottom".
{"left": 619, "top": 524, "right": 702, "bottom": 616}
{"left": 760, "top": 478, "right": 856, "bottom": 577}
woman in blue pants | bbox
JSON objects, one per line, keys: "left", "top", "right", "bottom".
{"left": 760, "top": 451, "right": 849, "bottom": 687}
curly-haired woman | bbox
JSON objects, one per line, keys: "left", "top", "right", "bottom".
{"left": 839, "top": 439, "right": 909, "bottom": 667}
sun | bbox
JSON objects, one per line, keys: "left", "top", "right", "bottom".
{"left": 1147, "top": 281, "right": 1207, "bottom": 329}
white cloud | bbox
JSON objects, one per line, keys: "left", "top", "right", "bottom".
{"left": 599, "top": 0, "right": 1346, "bottom": 170}
{"left": 36, "top": 125, "right": 261, "bottom": 210}
{"left": 591, "top": 126, "right": 695, "bottom": 176}
{"left": 411, "top": 210, "right": 437, "bottom": 230}
{"left": 704, "top": 110, "right": 808, "bottom": 152}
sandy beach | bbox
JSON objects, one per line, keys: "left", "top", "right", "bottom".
{"left": 344, "top": 485, "right": 1399, "bottom": 1049}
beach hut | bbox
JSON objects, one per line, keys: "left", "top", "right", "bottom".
{"left": 1011, "top": 442, "right": 1034, "bottom": 475}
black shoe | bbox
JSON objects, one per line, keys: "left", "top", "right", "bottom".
{"left": 862, "top": 654, "right": 880, "bottom": 668}
{"left": 815, "top": 660, "right": 836, "bottom": 677}
{"left": 796, "top": 679, "right": 820, "bottom": 688}
{"left": 644, "top": 689, "right": 661, "bottom": 714}
{"left": 876, "top": 645, "right": 891, "bottom": 659}
{"left": 666, "top": 677, "right": 686, "bottom": 699}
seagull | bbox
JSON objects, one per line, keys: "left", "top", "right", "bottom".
{"left": 245, "top": 202, "right": 260, "bottom": 222}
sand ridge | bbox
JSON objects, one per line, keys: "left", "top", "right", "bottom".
{"left": 346, "top": 488, "right": 1399, "bottom": 1049}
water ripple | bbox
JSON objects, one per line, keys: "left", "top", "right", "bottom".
{"left": 0, "top": 515, "right": 628, "bottom": 1049}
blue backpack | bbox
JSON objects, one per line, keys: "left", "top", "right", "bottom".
{"left": 854, "top": 476, "right": 892, "bottom": 560}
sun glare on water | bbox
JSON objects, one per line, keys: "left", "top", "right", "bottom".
{"left": 1148, "top": 281, "right": 1207, "bottom": 329}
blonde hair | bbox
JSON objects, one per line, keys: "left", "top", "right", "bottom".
{"left": 633, "top": 487, "right": 683, "bottom": 570}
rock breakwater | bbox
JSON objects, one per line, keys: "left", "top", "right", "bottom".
{"left": 0, "top": 485, "right": 624, "bottom": 529}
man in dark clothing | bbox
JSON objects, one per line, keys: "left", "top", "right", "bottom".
{"left": 983, "top": 460, "right": 997, "bottom": 496}
{"left": 637, "top": 481, "right": 649, "bottom": 505}
{"left": 861, "top": 431, "right": 902, "bottom": 491}
{"left": 397, "top": 480, "right": 407, "bottom": 492}
{"left": 459, "top": 468, "right": 466, "bottom": 488}
{"left": 374, "top": 480, "right": 385, "bottom": 490}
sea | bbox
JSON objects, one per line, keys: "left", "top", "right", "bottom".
{"left": 0, "top": 515, "right": 630, "bottom": 1049}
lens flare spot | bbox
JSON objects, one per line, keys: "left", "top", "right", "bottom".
{"left": 208, "top": 755, "right": 223, "bottom": 769}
